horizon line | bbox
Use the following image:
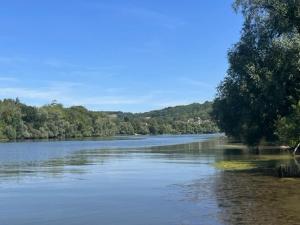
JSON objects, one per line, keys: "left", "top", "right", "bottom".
{"left": 0, "top": 97, "right": 213, "bottom": 114}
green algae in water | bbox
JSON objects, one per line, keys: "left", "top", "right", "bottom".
{"left": 214, "top": 161, "right": 257, "bottom": 171}
{"left": 215, "top": 153, "right": 294, "bottom": 171}
{"left": 257, "top": 154, "right": 293, "bottom": 161}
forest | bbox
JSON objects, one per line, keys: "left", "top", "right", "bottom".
{"left": 0, "top": 99, "right": 218, "bottom": 140}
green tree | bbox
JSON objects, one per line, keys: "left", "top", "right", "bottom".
{"left": 118, "top": 122, "right": 134, "bottom": 135}
{"left": 213, "top": 0, "right": 300, "bottom": 145}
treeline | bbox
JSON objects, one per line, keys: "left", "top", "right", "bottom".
{"left": 212, "top": 0, "right": 300, "bottom": 147}
{"left": 0, "top": 99, "right": 218, "bottom": 140}
{"left": 111, "top": 101, "right": 218, "bottom": 135}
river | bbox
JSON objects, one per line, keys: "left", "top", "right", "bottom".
{"left": 0, "top": 134, "right": 299, "bottom": 225}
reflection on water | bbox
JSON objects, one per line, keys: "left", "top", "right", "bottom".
{"left": 0, "top": 135, "right": 300, "bottom": 225}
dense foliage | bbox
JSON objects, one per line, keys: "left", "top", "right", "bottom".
{"left": 133, "top": 101, "right": 218, "bottom": 135}
{"left": 0, "top": 99, "right": 218, "bottom": 140}
{"left": 276, "top": 101, "right": 300, "bottom": 147}
{"left": 213, "top": 0, "right": 300, "bottom": 146}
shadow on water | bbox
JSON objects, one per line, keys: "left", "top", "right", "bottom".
{"left": 276, "top": 157, "right": 300, "bottom": 178}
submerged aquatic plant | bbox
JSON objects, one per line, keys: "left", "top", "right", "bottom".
{"left": 214, "top": 161, "right": 256, "bottom": 171}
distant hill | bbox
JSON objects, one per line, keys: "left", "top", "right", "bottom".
{"left": 139, "top": 101, "right": 213, "bottom": 121}
{"left": 106, "top": 101, "right": 219, "bottom": 135}
{"left": 0, "top": 99, "right": 219, "bottom": 140}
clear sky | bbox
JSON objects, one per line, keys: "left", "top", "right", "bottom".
{"left": 0, "top": 0, "right": 243, "bottom": 112}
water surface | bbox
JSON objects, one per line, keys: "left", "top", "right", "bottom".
{"left": 0, "top": 135, "right": 300, "bottom": 225}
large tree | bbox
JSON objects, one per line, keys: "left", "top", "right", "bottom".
{"left": 213, "top": 0, "right": 300, "bottom": 145}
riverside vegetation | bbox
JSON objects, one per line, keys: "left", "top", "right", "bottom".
{"left": 212, "top": 0, "right": 300, "bottom": 151}
{"left": 0, "top": 99, "right": 218, "bottom": 140}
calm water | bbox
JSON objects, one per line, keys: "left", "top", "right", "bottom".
{"left": 1, "top": 135, "right": 300, "bottom": 225}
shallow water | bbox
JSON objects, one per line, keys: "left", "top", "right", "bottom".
{"left": 0, "top": 135, "right": 300, "bottom": 225}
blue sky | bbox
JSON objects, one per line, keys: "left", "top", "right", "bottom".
{"left": 0, "top": 0, "right": 243, "bottom": 112}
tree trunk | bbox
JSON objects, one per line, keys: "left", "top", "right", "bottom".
{"left": 293, "top": 142, "right": 300, "bottom": 156}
